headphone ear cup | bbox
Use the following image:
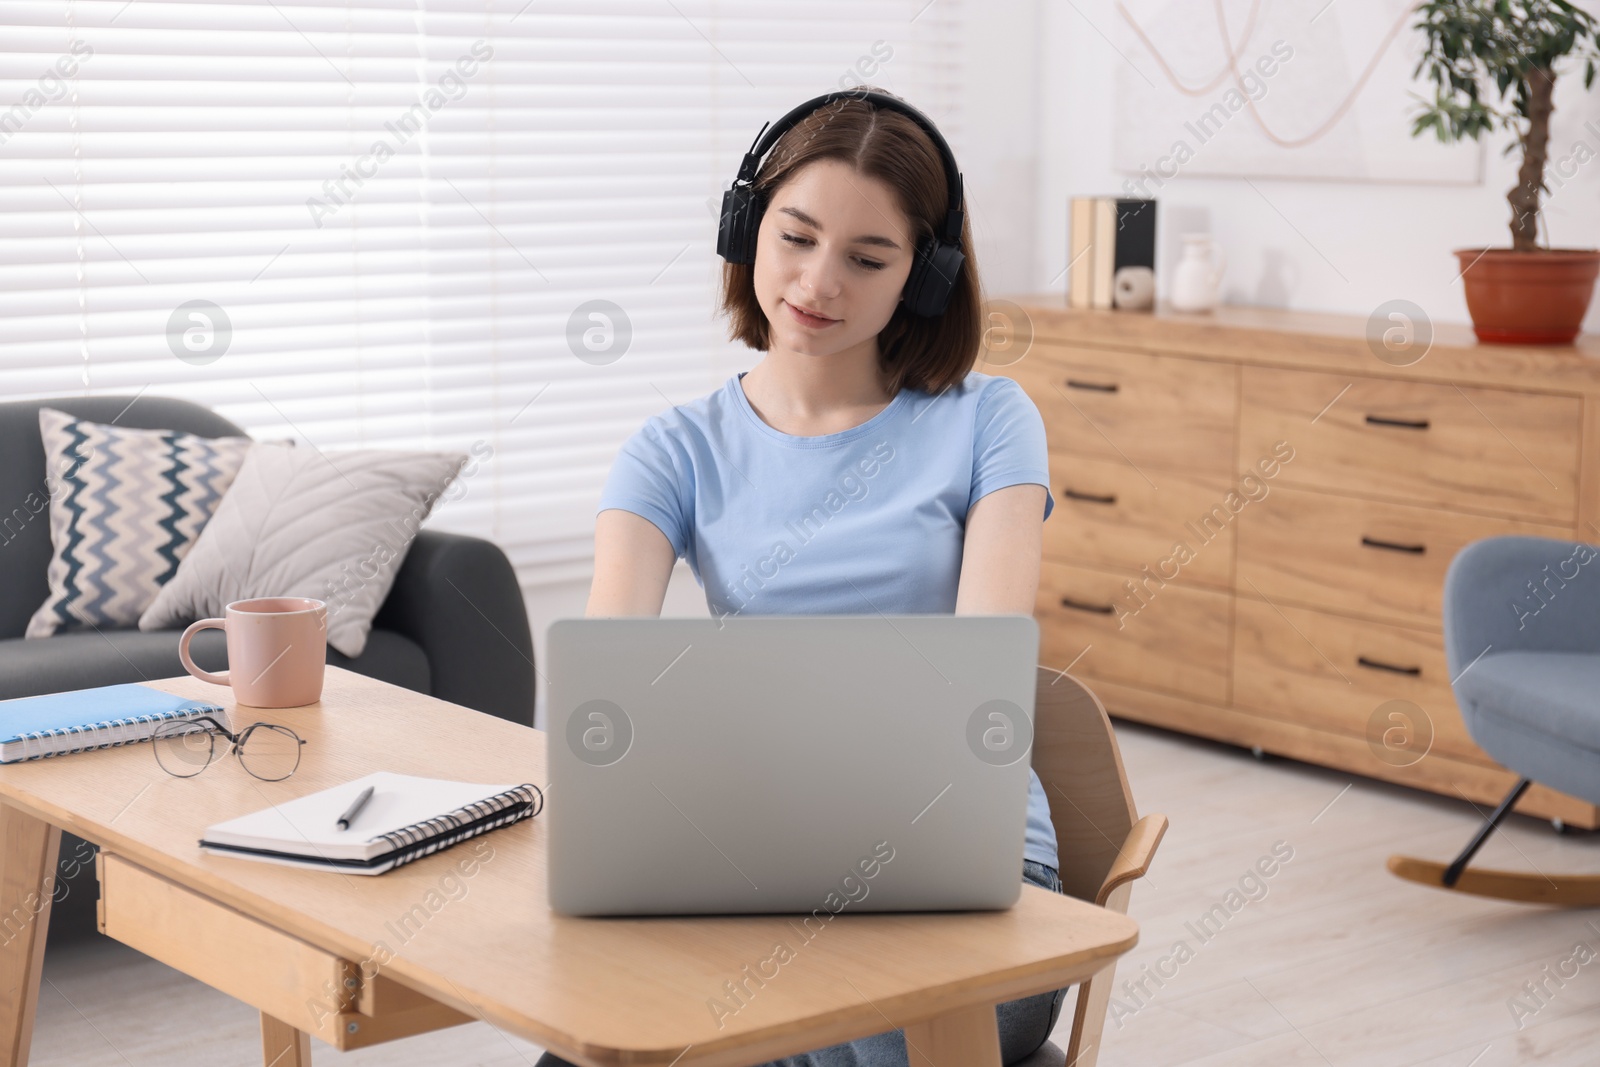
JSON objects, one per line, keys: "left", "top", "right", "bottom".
{"left": 902, "top": 238, "right": 964, "bottom": 317}
{"left": 717, "top": 187, "right": 766, "bottom": 265}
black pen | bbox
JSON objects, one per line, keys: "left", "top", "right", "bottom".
{"left": 336, "top": 785, "right": 375, "bottom": 831}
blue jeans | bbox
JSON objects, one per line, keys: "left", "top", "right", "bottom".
{"left": 534, "top": 860, "right": 1071, "bottom": 1067}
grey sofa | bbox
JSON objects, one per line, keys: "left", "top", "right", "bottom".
{"left": 0, "top": 395, "right": 537, "bottom": 941}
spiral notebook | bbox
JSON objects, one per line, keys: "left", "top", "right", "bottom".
{"left": 199, "top": 771, "right": 542, "bottom": 875}
{"left": 0, "top": 683, "right": 224, "bottom": 764}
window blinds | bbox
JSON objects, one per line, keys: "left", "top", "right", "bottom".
{"left": 0, "top": 0, "right": 965, "bottom": 590}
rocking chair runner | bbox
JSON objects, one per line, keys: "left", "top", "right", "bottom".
{"left": 1388, "top": 536, "right": 1600, "bottom": 906}
{"left": 1012, "top": 668, "right": 1168, "bottom": 1067}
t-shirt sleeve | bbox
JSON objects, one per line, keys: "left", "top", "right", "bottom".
{"left": 596, "top": 418, "right": 692, "bottom": 558}
{"left": 970, "top": 376, "right": 1055, "bottom": 522}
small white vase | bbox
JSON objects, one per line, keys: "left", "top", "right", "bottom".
{"left": 1171, "top": 234, "right": 1226, "bottom": 313}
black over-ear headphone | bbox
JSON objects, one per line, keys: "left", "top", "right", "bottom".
{"left": 715, "top": 90, "right": 966, "bottom": 318}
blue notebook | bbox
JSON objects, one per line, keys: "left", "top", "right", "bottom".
{"left": 0, "top": 683, "right": 224, "bottom": 764}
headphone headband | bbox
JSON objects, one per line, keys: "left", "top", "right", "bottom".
{"left": 732, "top": 90, "right": 965, "bottom": 244}
{"left": 716, "top": 89, "right": 967, "bottom": 317}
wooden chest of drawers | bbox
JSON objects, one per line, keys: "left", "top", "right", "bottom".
{"left": 994, "top": 299, "right": 1600, "bottom": 828}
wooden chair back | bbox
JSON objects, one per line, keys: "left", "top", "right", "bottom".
{"left": 1027, "top": 666, "right": 1167, "bottom": 1067}
{"left": 1030, "top": 667, "right": 1139, "bottom": 904}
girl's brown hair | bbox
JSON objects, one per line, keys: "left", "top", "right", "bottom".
{"left": 717, "top": 88, "right": 982, "bottom": 397}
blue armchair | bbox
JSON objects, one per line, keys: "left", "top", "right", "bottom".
{"left": 1388, "top": 535, "right": 1600, "bottom": 906}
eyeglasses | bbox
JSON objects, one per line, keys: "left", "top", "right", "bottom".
{"left": 150, "top": 716, "right": 307, "bottom": 782}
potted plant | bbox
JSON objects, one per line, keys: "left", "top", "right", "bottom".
{"left": 1412, "top": 0, "right": 1600, "bottom": 344}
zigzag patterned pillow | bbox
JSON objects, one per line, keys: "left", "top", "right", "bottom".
{"left": 25, "top": 407, "right": 255, "bottom": 638}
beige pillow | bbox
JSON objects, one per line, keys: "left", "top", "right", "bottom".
{"left": 139, "top": 441, "right": 467, "bottom": 658}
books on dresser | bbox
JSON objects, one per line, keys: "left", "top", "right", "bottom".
{"left": 0, "top": 682, "right": 223, "bottom": 763}
{"left": 199, "top": 771, "right": 543, "bottom": 875}
{"left": 1068, "top": 196, "right": 1157, "bottom": 310}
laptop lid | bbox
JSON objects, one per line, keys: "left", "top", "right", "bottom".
{"left": 546, "top": 615, "right": 1040, "bottom": 917}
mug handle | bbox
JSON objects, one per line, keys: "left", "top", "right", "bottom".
{"left": 179, "top": 618, "right": 231, "bottom": 686}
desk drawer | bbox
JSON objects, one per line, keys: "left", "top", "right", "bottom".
{"left": 1233, "top": 598, "right": 1488, "bottom": 766}
{"left": 1239, "top": 366, "right": 1579, "bottom": 522}
{"left": 1044, "top": 452, "right": 1233, "bottom": 589}
{"left": 1010, "top": 344, "right": 1236, "bottom": 479}
{"left": 1237, "top": 485, "right": 1572, "bottom": 628}
{"left": 1037, "top": 559, "right": 1231, "bottom": 705}
{"left": 96, "top": 853, "right": 471, "bottom": 1050}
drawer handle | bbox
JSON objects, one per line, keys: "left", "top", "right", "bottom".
{"left": 1357, "top": 656, "right": 1421, "bottom": 677}
{"left": 1060, "top": 596, "right": 1116, "bottom": 616}
{"left": 1065, "top": 378, "right": 1119, "bottom": 393}
{"left": 1364, "top": 415, "right": 1430, "bottom": 430}
{"left": 1063, "top": 488, "right": 1117, "bottom": 505}
{"left": 1360, "top": 536, "right": 1426, "bottom": 555}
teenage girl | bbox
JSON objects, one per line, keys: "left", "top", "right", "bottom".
{"left": 540, "top": 88, "right": 1068, "bottom": 1067}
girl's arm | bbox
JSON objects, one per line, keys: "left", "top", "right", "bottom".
{"left": 587, "top": 509, "right": 677, "bottom": 616}
{"left": 953, "top": 484, "right": 1047, "bottom": 616}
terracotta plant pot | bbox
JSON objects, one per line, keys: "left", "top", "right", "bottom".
{"left": 1453, "top": 248, "right": 1600, "bottom": 345}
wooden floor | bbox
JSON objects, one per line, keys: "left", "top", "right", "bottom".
{"left": 29, "top": 720, "right": 1600, "bottom": 1066}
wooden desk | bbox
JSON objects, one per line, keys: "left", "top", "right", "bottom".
{"left": 0, "top": 666, "right": 1139, "bottom": 1067}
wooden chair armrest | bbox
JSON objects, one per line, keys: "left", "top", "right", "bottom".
{"left": 1094, "top": 813, "right": 1168, "bottom": 909}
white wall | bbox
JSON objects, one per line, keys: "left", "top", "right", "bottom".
{"left": 958, "top": 0, "right": 1046, "bottom": 301}
{"left": 1036, "top": 0, "right": 1600, "bottom": 331}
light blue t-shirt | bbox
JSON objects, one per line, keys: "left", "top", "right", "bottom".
{"left": 596, "top": 368, "right": 1060, "bottom": 870}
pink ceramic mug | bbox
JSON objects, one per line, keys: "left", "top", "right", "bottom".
{"left": 178, "top": 597, "right": 328, "bottom": 708}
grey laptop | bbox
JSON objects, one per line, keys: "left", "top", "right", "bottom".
{"left": 545, "top": 615, "right": 1040, "bottom": 917}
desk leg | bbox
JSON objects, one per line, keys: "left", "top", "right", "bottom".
{"left": 903, "top": 1003, "right": 1001, "bottom": 1067}
{"left": 260, "top": 1012, "right": 311, "bottom": 1067}
{"left": 0, "top": 804, "right": 59, "bottom": 1067}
